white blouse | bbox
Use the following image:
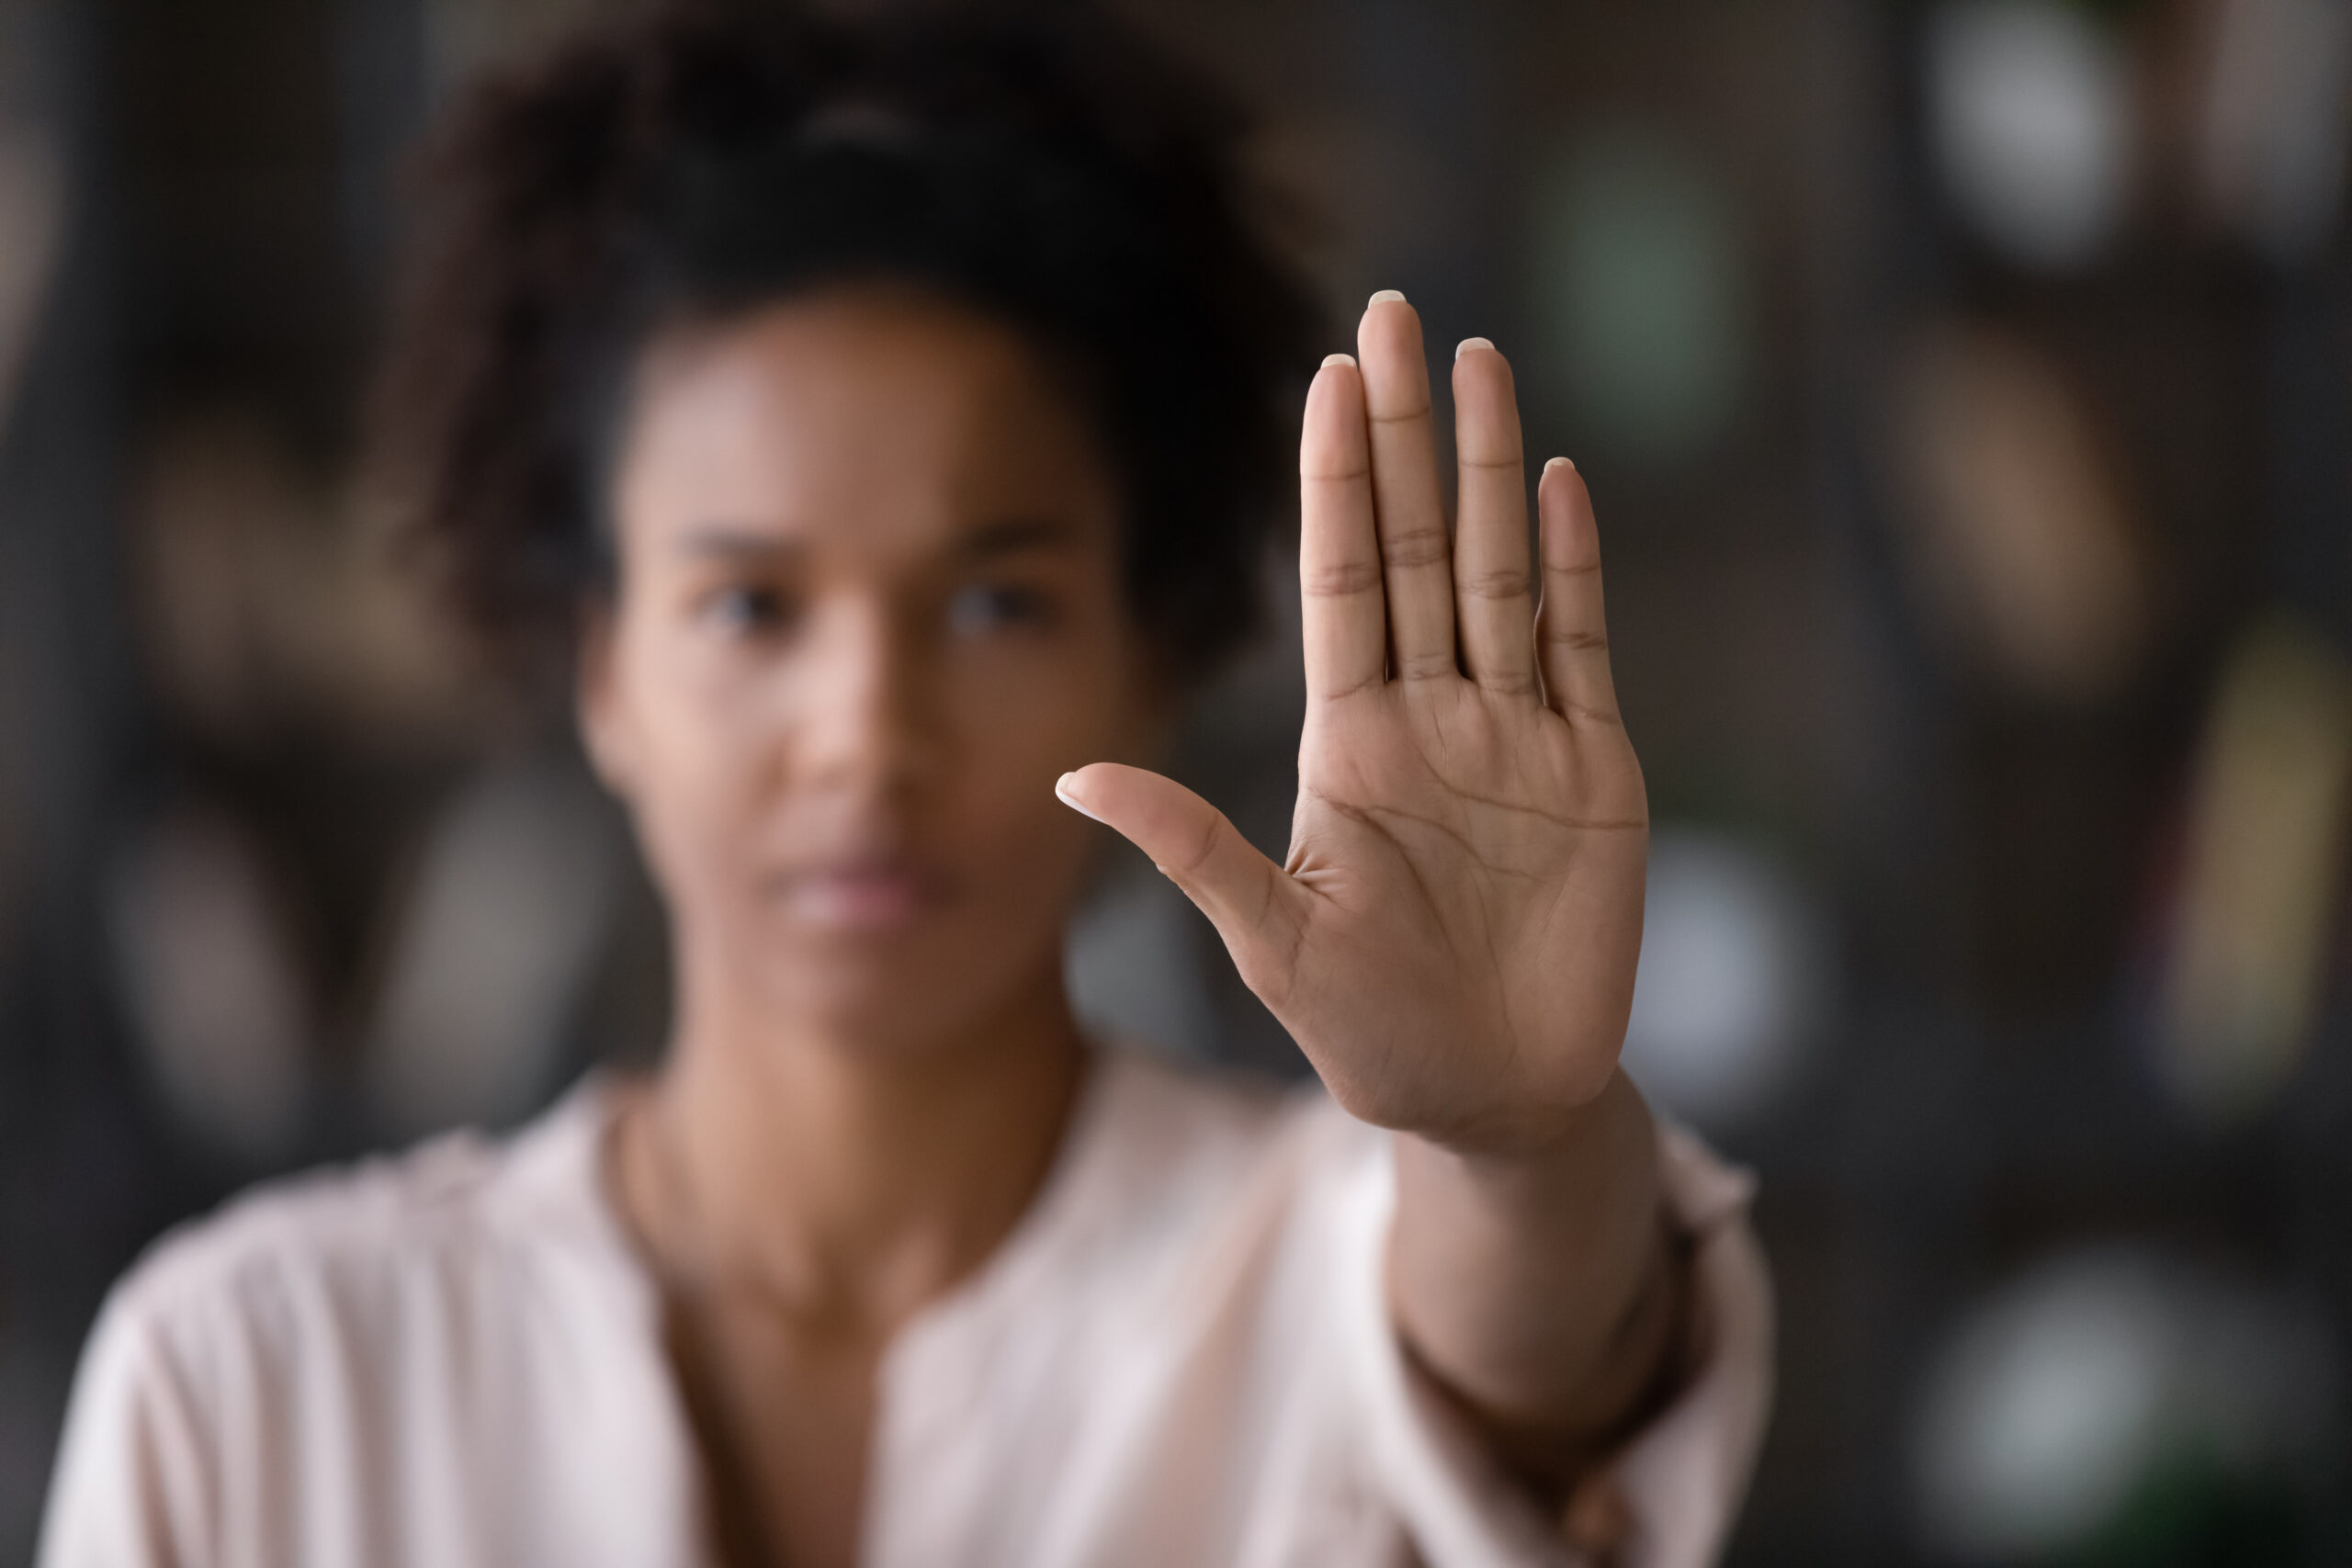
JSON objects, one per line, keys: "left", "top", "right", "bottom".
{"left": 37, "top": 1049, "right": 1771, "bottom": 1568}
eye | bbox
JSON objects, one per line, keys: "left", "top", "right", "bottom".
{"left": 697, "top": 582, "right": 799, "bottom": 637}
{"left": 946, "top": 582, "right": 1057, "bottom": 637}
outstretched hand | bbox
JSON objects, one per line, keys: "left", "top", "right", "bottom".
{"left": 1059, "top": 293, "right": 1648, "bottom": 1156}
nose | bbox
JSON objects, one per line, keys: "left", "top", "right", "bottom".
{"left": 788, "top": 596, "right": 937, "bottom": 799}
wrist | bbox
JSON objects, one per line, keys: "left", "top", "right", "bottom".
{"left": 1388, "top": 1070, "right": 1668, "bottom": 1435}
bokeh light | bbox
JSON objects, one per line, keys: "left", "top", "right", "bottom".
{"left": 1927, "top": 0, "right": 2132, "bottom": 270}
{"left": 1913, "top": 1247, "right": 2342, "bottom": 1562}
{"left": 1529, "top": 124, "right": 1749, "bottom": 466}
{"left": 2148, "top": 617, "right": 2352, "bottom": 1125}
{"left": 1622, "top": 829, "right": 1829, "bottom": 1134}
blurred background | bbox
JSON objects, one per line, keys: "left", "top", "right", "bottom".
{"left": 1, "top": 0, "right": 2349, "bottom": 1560}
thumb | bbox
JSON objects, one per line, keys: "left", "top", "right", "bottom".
{"left": 1057, "top": 763, "right": 1298, "bottom": 986}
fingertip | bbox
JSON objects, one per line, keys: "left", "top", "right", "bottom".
{"left": 1539, "top": 457, "right": 1587, "bottom": 506}
{"left": 1355, "top": 296, "right": 1431, "bottom": 412}
{"left": 1301, "top": 353, "right": 1370, "bottom": 461}
{"left": 1454, "top": 335, "right": 1495, "bottom": 361}
{"left": 1368, "top": 288, "right": 1407, "bottom": 307}
{"left": 1053, "top": 770, "right": 1104, "bottom": 824}
{"left": 1540, "top": 458, "right": 1596, "bottom": 530}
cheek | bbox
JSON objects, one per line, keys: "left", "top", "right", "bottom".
{"left": 932, "top": 617, "right": 1146, "bottom": 886}
{"left": 604, "top": 617, "right": 783, "bottom": 896}
{"left": 628, "top": 653, "right": 755, "bottom": 802}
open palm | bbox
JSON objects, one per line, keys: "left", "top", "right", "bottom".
{"left": 1063, "top": 295, "right": 1647, "bottom": 1155}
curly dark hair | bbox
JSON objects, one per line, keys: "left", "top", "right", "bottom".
{"left": 372, "top": 0, "right": 1325, "bottom": 690}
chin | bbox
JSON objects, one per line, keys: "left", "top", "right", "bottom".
{"left": 752, "top": 911, "right": 1065, "bottom": 1057}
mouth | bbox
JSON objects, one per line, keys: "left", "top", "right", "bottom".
{"left": 763, "top": 859, "right": 954, "bottom": 934}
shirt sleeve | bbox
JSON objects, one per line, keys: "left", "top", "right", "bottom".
{"left": 1332, "top": 1117, "right": 1773, "bottom": 1568}
{"left": 36, "top": 1282, "right": 218, "bottom": 1568}
{"left": 1608, "top": 1125, "right": 1774, "bottom": 1567}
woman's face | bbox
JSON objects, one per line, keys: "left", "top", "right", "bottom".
{"left": 582, "top": 288, "right": 1154, "bottom": 1052}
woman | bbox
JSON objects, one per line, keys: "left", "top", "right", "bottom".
{"left": 40, "top": 4, "right": 1770, "bottom": 1565}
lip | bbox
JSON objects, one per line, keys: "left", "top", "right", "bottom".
{"left": 763, "top": 859, "right": 953, "bottom": 934}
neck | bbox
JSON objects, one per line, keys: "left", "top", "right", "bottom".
{"left": 629, "top": 950, "right": 1090, "bottom": 1342}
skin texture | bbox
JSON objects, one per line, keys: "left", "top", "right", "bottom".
{"left": 585, "top": 287, "right": 1674, "bottom": 1568}
{"left": 1064, "top": 297, "right": 1676, "bottom": 1485}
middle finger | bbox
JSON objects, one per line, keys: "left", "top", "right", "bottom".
{"left": 1358, "top": 292, "right": 1457, "bottom": 682}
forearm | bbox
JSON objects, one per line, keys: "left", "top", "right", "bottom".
{"left": 1386, "top": 1069, "right": 1685, "bottom": 1472}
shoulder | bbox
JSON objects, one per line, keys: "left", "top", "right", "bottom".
{"left": 42, "top": 1078, "right": 695, "bottom": 1567}
{"left": 101, "top": 1078, "right": 621, "bottom": 1362}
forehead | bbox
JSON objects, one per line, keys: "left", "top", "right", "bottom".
{"left": 614, "top": 288, "right": 1119, "bottom": 561}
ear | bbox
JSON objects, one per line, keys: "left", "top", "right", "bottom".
{"left": 575, "top": 594, "right": 637, "bottom": 800}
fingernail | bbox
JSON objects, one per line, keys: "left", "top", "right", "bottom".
{"left": 1368, "top": 288, "right": 1407, "bottom": 306}
{"left": 1455, "top": 336, "right": 1494, "bottom": 360}
{"left": 1545, "top": 456, "right": 1577, "bottom": 472}
{"left": 1054, "top": 773, "right": 1103, "bottom": 823}
{"left": 1321, "top": 352, "right": 1357, "bottom": 369}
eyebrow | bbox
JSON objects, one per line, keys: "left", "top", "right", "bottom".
{"left": 670, "top": 516, "right": 1080, "bottom": 561}
{"left": 673, "top": 527, "right": 803, "bottom": 561}
{"left": 957, "top": 517, "right": 1082, "bottom": 560}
